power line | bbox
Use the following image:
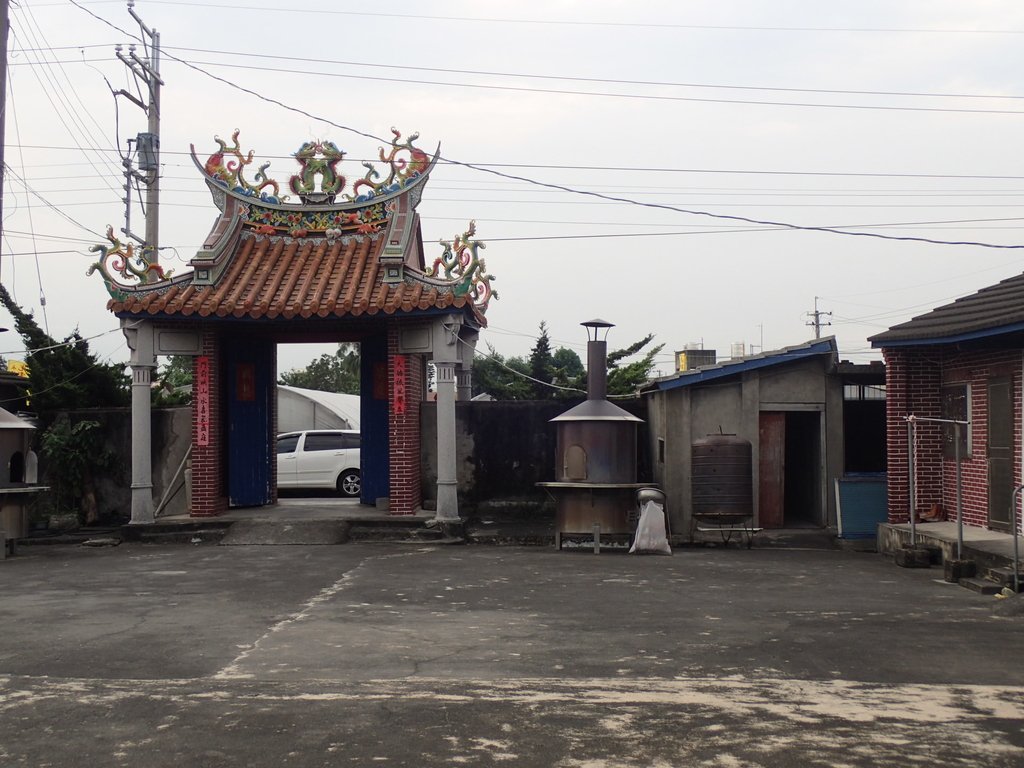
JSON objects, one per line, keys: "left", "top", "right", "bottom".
{"left": 61, "top": 1, "right": 1024, "bottom": 252}
{"left": 153, "top": 45, "right": 1024, "bottom": 103}
{"left": 9, "top": 14, "right": 123, "bottom": 197}
{"left": 128, "top": 56, "right": 1024, "bottom": 116}
{"left": 52, "top": 1, "right": 1024, "bottom": 35}
{"left": 3, "top": 164, "right": 105, "bottom": 237}
{"left": 8, "top": 141, "right": 1024, "bottom": 181}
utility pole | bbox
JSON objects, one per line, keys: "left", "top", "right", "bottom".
{"left": 0, "top": 0, "right": 9, "bottom": 285}
{"left": 115, "top": 0, "right": 161, "bottom": 277}
{"left": 806, "top": 296, "right": 832, "bottom": 339}
{"left": 114, "top": 1, "right": 163, "bottom": 525}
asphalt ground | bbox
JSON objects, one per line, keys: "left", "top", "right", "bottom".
{"left": 1, "top": 540, "right": 1023, "bottom": 767}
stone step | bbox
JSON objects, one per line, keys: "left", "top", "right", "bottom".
{"left": 347, "top": 524, "right": 448, "bottom": 543}
{"left": 985, "top": 567, "right": 1024, "bottom": 590}
{"left": 219, "top": 520, "right": 351, "bottom": 546}
{"left": 958, "top": 577, "right": 1003, "bottom": 595}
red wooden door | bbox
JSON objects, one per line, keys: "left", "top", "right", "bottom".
{"left": 759, "top": 412, "right": 785, "bottom": 528}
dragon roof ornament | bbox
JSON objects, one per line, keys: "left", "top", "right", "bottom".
{"left": 191, "top": 127, "right": 436, "bottom": 208}
{"left": 86, "top": 129, "right": 497, "bottom": 317}
{"left": 87, "top": 225, "right": 175, "bottom": 300}
{"left": 426, "top": 221, "right": 497, "bottom": 313}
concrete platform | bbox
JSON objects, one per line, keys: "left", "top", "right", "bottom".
{"left": 879, "top": 521, "right": 1024, "bottom": 583}
{"left": 121, "top": 498, "right": 436, "bottom": 545}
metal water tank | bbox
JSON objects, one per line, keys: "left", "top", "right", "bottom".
{"left": 691, "top": 434, "right": 753, "bottom": 520}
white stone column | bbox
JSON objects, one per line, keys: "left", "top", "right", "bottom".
{"left": 123, "top": 319, "right": 156, "bottom": 524}
{"left": 434, "top": 360, "right": 459, "bottom": 522}
{"left": 456, "top": 368, "right": 472, "bottom": 401}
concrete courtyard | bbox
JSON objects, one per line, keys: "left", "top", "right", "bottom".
{"left": 1, "top": 539, "right": 1022, "bottom": 766}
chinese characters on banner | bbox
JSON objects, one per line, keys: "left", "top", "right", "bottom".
{"left": 236, "top": 363, "right": 255, "bottom": 402}
{"left": 196, "top": 356, "right": 210, "bottom": 446}
{"left": 392, "top": 355, "right": 407, "bottom": 415}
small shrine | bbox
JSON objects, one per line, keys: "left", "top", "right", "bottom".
{"left": 90, "top": 128, "right": 495, "bottom": 522}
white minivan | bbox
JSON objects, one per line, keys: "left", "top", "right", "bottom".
{"left": 276, "top": 430, "right": 361, "bottom": 497}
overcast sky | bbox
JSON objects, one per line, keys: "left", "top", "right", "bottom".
{"left": 5, "top": 0, "right": 1024, "bottom": 377}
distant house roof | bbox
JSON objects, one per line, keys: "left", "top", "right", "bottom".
{"left": 642, "top": 337, "right": 838, "bottom": 393}
{"left": 870, "top": 271, "right": 1024, "bottom": 347}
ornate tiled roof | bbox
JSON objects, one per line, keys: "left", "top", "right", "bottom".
{"left": 108, "top": 231, "right": 481, "bottom": 320}
{"left": 90, "top": 129, "right": 495, "bottom": 325}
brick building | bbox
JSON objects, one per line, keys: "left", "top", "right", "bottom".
{"left": 870, "top": 273, "right": 1024, "bottom": 533}
{"left": 90, "top": 130, "right": 492, "bottom": 524}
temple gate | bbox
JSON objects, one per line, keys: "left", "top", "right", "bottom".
{"left": 90, "top": 129, "right": 494, "bottom": 522}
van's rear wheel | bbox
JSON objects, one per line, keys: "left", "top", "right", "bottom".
{"left": 337, "top": 470, "right": 361, "bottom": 498}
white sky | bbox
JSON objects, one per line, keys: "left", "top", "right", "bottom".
{"left": 4, "top": 0, "right": 1024, "bottom": 377}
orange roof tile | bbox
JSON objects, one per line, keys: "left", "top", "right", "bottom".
{"left": 107, "top": 232, "right": 482, "bottom": 323}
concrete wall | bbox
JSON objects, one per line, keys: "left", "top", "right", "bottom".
{"left": 421, "top": 399, "right": 649, "bottom": 512}
{"left": 55, "top": 407, "right": 192, "bottom": 522}
{"left": 645, "top": 356, "right": 845, "bottom": 535}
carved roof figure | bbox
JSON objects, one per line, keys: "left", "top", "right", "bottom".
{"left": 91, "top": 128, "right": 496, "bottom": 324}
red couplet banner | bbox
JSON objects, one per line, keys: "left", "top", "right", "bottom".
{"left": 196, "top": 355, "right": 210, "bottom": 447}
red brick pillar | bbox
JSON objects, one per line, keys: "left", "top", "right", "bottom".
{"left": 884, "top": 347, "right": 942, "bottom": 523}
{"left": 190, "top": 331, "right": 228, "bottom": 517}
{"left": 388, "top": 328, "right": 424, "bottom": 515}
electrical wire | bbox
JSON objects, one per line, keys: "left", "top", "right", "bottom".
{"left": 6, "top": 66, "right": 50, "bottom": 334}
{"left": 8, "top": 17, "right": 123, "bottom": 198}
{"left": 155, "top": 45, "right": 1024, "bottom": 103}
{"left": 10, "top": 141, "right": 1024, "bottom": 181}
{"left": 0, "top": 325, "right": 123, "bottom": 357}
{"left": 53, "top": 1, "right": 1024, "bottom": 35}
{"left": 3, "top": 164, "right": 105, "bottom": 237}
{"left": 112, "top": 56, "right": 1024, "bottom": 117}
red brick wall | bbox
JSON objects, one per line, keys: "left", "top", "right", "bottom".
{"left": 939, "top": 349, "right": 1021, "bottom": 530}
{"left": 885, "top": 346, "right": 1022, "bottom": 532}
{"left": 190, "top": 331, "right": 228, "bottom": 517}
{"left": 388, "top": 327, "right": 424, "bottom": 515}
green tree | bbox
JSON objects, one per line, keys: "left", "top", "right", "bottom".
{"left": 0, "top": 285, "right": 129, "bottom": 423}
{"left": 154, "top": 355, "right": 193, "bottom": 406}
{"left": 40, "top": 417, "right": 113, "bottom": 525}
{"left": 527, "top": 321, "right": 555, "bottom": 399}
{"left": 551, "top": 347, "right": 585, "bottom": 395}
{"left": 471, "top": 343, "right": 532, "bottom": 400}
{"left": 279, "top": 343, "right": 360, "bottom": 393}
{"left": 606, "top": 334, "right": 664, "bottom": 395}
{"left": 0, "top": 286, "right": 129, "bottom": 524}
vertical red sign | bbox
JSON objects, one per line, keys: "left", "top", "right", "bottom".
{"left": 236, "top": 363, "right": 256, "bottom": 402}
{"left": 393, "top": 355, "right": 407, "bottom": 415}
{"left": 196, "top": 355, "right": 210, "bottom": 447}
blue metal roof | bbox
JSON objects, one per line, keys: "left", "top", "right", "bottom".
{"left": 644, "top": 337, "right": 838, "bottom": 393}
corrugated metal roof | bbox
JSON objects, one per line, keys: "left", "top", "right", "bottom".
{"left": 642, "top": 337, "right": 838, "bottom": 393}
{"left": 869, "top": 271, "right": 1024, "bottom": 347}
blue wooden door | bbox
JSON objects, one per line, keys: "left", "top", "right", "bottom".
{"left": 359, "top": 333, "right": 389, "bottom": 505}
{"left": 226, "top": 339, "right": 274, "bottom": 507}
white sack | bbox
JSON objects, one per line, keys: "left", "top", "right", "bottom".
{"left": 629, "top": 500, "right": 671, "bottom": 555}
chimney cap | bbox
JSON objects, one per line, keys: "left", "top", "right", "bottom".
{"left": 581, "top": 318, "right": 614, "bottom": 329}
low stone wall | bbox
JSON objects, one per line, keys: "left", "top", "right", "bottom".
{"left": 51, "top": 407, "right": 191, "bottom": 523}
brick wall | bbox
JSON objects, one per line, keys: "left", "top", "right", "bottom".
{"left": 885, "top": 346, "right": 1022, "bottom": 532}
{"left": 884, "top": 348, "right": 941, "bottom": 523}
{"left": 387, "top": 327, "right": 424, "bottom": 515}
{"left": 939, "top": 349, "right": 1021, "bottom": 530}
{"left": 190, "top": 330, "right": 228, "bottom": 517}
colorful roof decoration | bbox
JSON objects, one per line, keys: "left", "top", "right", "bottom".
{"left": 89, "top": 129, "right": 495, "bottom": 324}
